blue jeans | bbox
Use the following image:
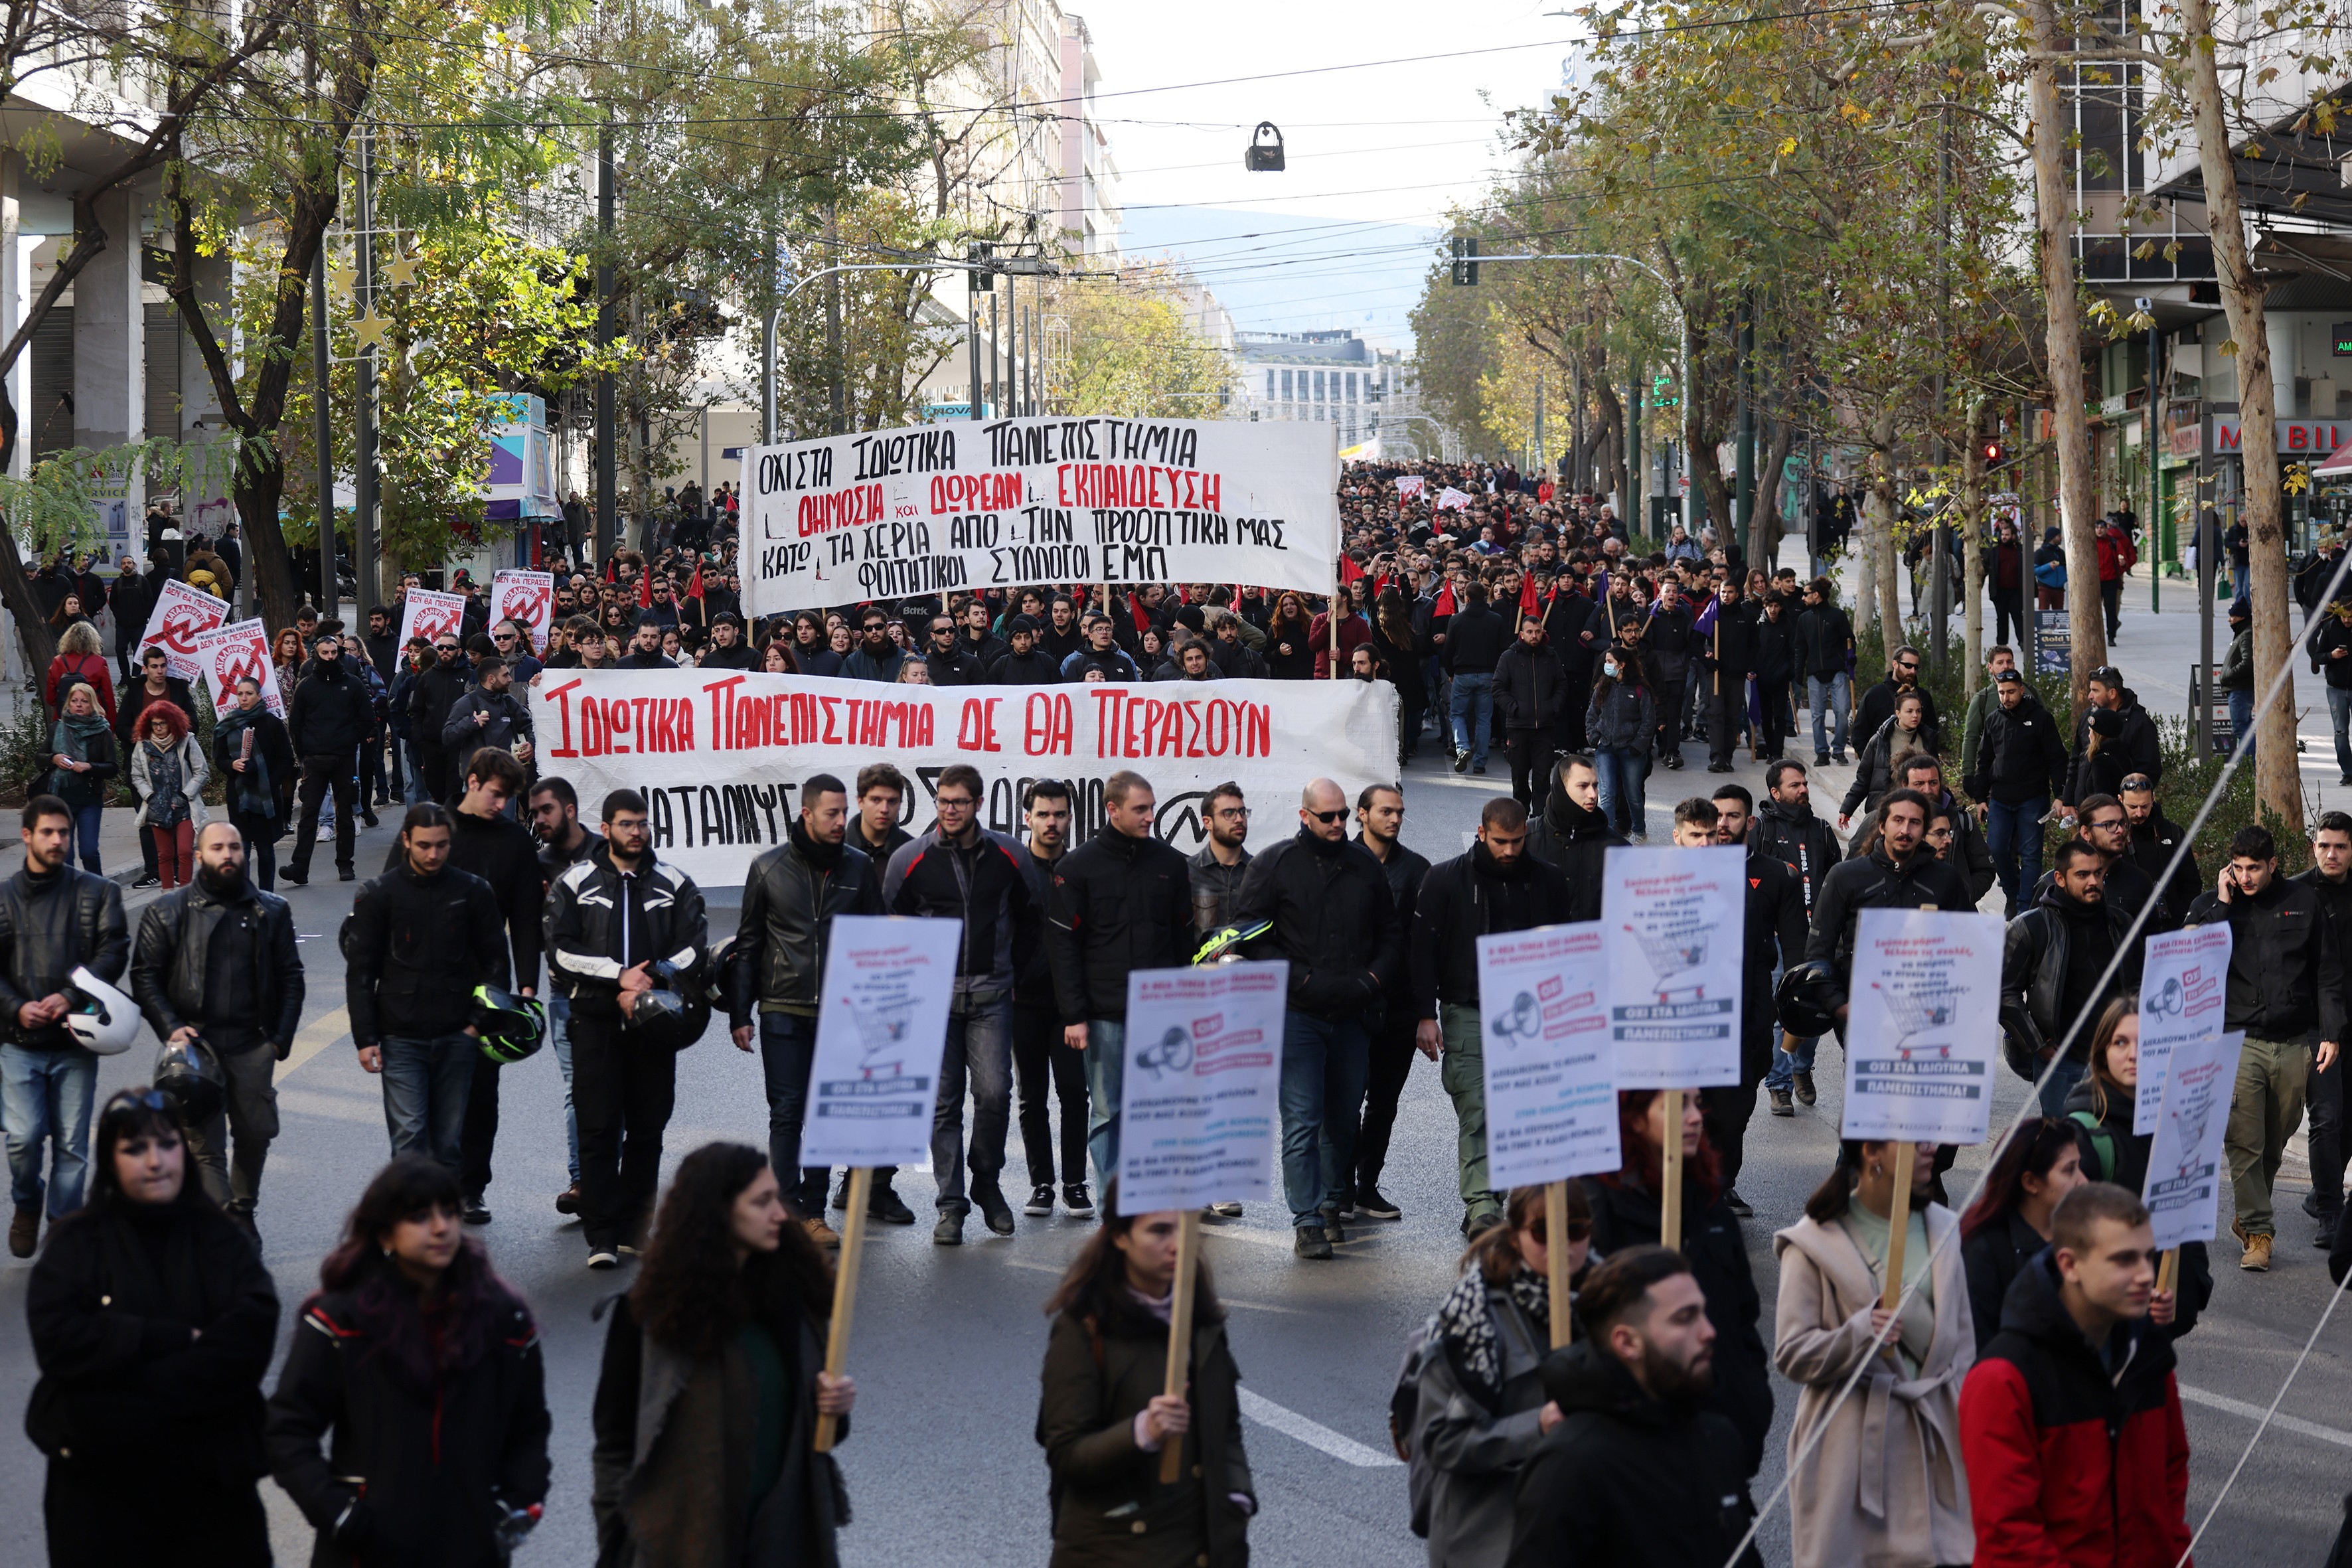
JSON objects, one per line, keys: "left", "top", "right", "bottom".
{"left": 757, "top": 1010, "right": 831, "bottom": 1215}
{"left": 401, "top": 739, "right": 430, "bottom": 805}
{"left": 1450, "top": 670, "right": 1494, "bottom": 765}
{"left": 379, "top": 1033, "right": 476, "bottom": 1168}
{"left": 1593, "top": 746, "right": 1650, "bottom": 838}
{"left": 933, "top": 998, "right": 1012, "bottom": 1215}
{"left": 1, "top": 1044, "right": 95, "bottom": 1215}
{"left": 1985, "top": 797, "right": 2047, "bottom": 914}
{"left": 70, "top": 804, "right": 101, "bottom": 874}
{"left": 2330, "top": 686, "right": 2352, "bottom": 779}
{"left": 1808, "top": 672, "right": 1851, "bottom": 757}
{"left": 548, "top": 992, "right": 579, "bottom": 1184}
{"left": 2229, "top": 688, "right": 2256, "bottom": 764}
{"left": 1278, "top": 1010, "right": 1371, "bottom": 1228}
{"left": 2038, "top": 1052, "right": 2088, "bottom": 1119}
{"left": 1084, "top": 1017, "right": 1126, "bottom": 1192}
{"left": 1765, "top": 1034, "right": 1819, "bottom": 1093}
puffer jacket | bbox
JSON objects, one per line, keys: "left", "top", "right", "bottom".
{"left": 727, "top": 823, "right": 884, "bottom": 1023}
{"left": 129, "top": 876, "right": 304, "bottom": 1047}
{"left": 1492, "top": 638, "right": 1568, "bottom": 730}
{"left": 0, "top": 864, "right": 129, "bottom": 1048}
{"left": 544, "top": 844, "right": 709, "bottom": 1021}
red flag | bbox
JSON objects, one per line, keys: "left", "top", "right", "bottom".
{"left": 1433, "top": 580, "right": 1457, "bottom": 617}
{"left": 1340, "top": 554, "right": 1364, "bottom": 585}
{"left": 1130, "top": 591, "right": 1150, "bottom": 637}
{"left": 688, "top": 560, "right": 704, "bottom": 600}
{"left": 638, "top": 567, "right": 652, "bottom": 609}
{"left": 1519, "top": 575, "right": 1539, "bottom": 619}
{"left": 1373, "top": 573, "right": 1392, "bottom": 599}
{"left": 603, "top": 554, "right": 617, "bottom": 584}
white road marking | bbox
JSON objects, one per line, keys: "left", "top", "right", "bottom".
{"left": 1237, "top": 1387, "right": 1402, "bottom": 1467}
{"left": 2180, "top": 1383, "right": 2352, "bottom": 1450}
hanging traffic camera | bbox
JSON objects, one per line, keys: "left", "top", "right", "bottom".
{"left": 1245, "top": 122, "right": 1287, "bottom": 172}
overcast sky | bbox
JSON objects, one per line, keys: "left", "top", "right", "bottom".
{"left": 1076, "top": 1, "right": 1581, "bottom": 347}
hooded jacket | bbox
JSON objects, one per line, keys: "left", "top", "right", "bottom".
{"left": 1231, "top": 827, "right": 1403, "bottom": 1022}
{"left": 1044, "top": 825, "right": 1194, "bottom": 1023}
{"left": 1999, "top": 881, "right": 2144, "bottom": 1065}
{"left": 1524, "top": 782, "right": 1620, "bottom": 922}
{"left": 1409, "top": 843, "right": 1578, "bottom": 1017}
{"left": 985, "top": 647, "right": 1064, "bottom": 685}
{"left": 1585, "top": 677, "right": 1654, "bottom": 753}
{"left": 1956, "top": 1251, "right": 2191, "bottom": 1568}
{"left": 1805, "top": 848, "right": 1977, "bottom": 1006}
{"left": 1750, "top": 794, "right": 1843, "bottom": 920}
{"left": 1502, "top": 1344, "right": 1763, "bottom": 1568}
{"left": 884, "top": 825, "right": 1036, "bottom": 1002}
{"left": 2063, "top": 693, "right": 2163, "bottom": 805}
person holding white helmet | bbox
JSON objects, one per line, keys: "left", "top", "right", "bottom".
{"left": 0, "top": 794, "right": 129, "bottom": 1258}
{"left": 127, "top": 819, "right": 303, "bottom": 1241}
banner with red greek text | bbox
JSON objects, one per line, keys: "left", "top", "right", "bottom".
{"left": 135, "top": 578, "right": 231, "bottom": 682}
{"left": 736, "top": 416, "right": 1339, "bottom": 618}
{"left": 398, "top": 588, "right": 467, "bottom": 651}
{"left": 193, "top": 619, "right": 285, "bottom": 718}
{"left": 528, "top": 669, "right": 1398, "bottom": 890}
{"left": 491, "top": 569, "right": 556, "bottom": 653}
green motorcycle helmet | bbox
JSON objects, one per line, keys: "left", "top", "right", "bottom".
{"left": 472, "top": 986, "right": 549, "bottom": 1065}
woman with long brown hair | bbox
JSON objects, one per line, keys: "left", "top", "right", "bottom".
{"left": 1956, "top": 1118, "right": 2086, "bottom": 1351}
{"left": 1582, "top": 1088, "right": 1771, "bottom": 1476}
{"left": 1263, "top": 591, "right": 1316, "bottom": 680}
{"left": 1037, "top": 1189, "right": 1254, "bottom": 1567}
{"left": 1371, "top": 585, "right": 1427, "bottom": 767}
{"left": 2059, "top": 996, "right": 2208, "bottom": 1335}
{"left": 591, "top": 1142, "right": 852, "bottom": 1567}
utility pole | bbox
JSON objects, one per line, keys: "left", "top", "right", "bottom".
{"left": 307, "top": 28, "right": 333, "bottom": 617}
{"left": 349, "top": 119, "right": 379, "bottom": 619}
{"left": 760, "top": 227, "right": 779, "bottom": 446}
{"left": 2142, "top": 297, "right": 2161, "bottom": 615}
{"left": 966, "top": 244, "right": 988, "bottom": 421}
{"left": 1930, "top": 112, "right": 1952, "bottom": 666}
{"left": 1533, "top": 377, "right": 1545, "bottom": 480}
{"left": 594, "top": 116, "right": 615, "bottom": 562}
{"left": 1627, "top": 365, "right": 1643, "bottom": 530}
{"left": 1735, "top": 297, "right": 1755, "bottom": 565}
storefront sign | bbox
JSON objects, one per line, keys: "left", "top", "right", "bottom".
{"left": 2207, "top": 418, "right": 2352, "bottom": 455}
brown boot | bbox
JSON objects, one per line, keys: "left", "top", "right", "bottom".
{"left": 2240, "top": 1233, "right": 2274, "bottom": 1271}
{"left": 802, "top": 1216, "right": 840, "bottom": 1248}
{"left": 9, "top": 1203, "right": 39, "bottom": 1259}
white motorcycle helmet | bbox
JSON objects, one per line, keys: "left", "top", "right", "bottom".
{"left": 65, "top": 966, "right": 139, "bottom": 1056}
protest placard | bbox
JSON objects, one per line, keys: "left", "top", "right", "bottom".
{"left": 134, "top": 578, "right": 230, "bottom": 682}
{"left": 1477, "top": 923, "right": 1619, "bottom": 1189}
{"left": 797, "top": 915, "right": 961, "bottom": 1170}
{"left": 1435, "top": 487, "right": 1473, "bottom": 510}
{"left": 1601, "top": 844, "right": 1745, "bottom": 1088}
{"left": 491, "top": 569, "right": 556, "bottom": 653}
{"left": 398, "top": 587, "right": 467, "bottom": 651}
{"left": 192, "top": 619, "right": 285, "bottom": 718}
{"left": 1395, "top": 475, "right": 1426, "bottom": 497}
{"left": 1840, "top": 909, "right": 2005, "bottom": 1143}
{"left": 2143, "top": 1030, "right": 2244, "bottom": 1252}
{"left": 2135, "top": 924, "right": 2233, "bottom": 1136}
{"left": 737, "top": 417, "right": 1338, "bottom": 617}
{"left": 1115, "top": 962, "right": 1288, "bottom": 1214}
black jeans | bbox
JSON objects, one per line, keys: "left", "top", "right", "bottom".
{"left": 572, "top": 1012, "right": 678, "bottom": 1251}
{"left": 1504, "top": 728, "right": 1553, "bottom": 809}
{"left": 1012, "top": 1002, "right": 1087, "bottom": 1189}
{"left": 1707, "top": 688, "right": 1745, "bottom": 767}
{"left": 2311, "top": 1052, "right": 2345, "bottom": 1215}
{"left": 1994, "top": 589, "right": 2025, "bottom": 647}
{"left": 1654, "top": 680, "right": 1687, "bottom": 760}
{"left": 2101, "top": 578, "right": 2123, "bottom": 639}
{"left": 289, "top": 753, "right": 356, "bottom": 877}
{"left": 358, "top": 732, "right": 386, "bottom": 809}
{"left": 757, "top": 1010, "right": 832, "bottom": 1217}
{"left": 230, "top": 809, "right": 277, "bottom": 890}
{"left": 1701, "top": 1020, "right": 1774, "bottom": 1190}
{"left": 459, "top": 1054, "right": 501, "bottom": 1204}
{"left": 1355, "top": 1010, "right": 1419, "bottom": 1199}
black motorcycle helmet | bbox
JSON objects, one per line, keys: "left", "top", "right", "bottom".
{"left": 152, "top": 1034, "right": 226, "bottom": 1126}
{"left": 1774, "top": 959, "right": 1843, "bottom": 1040}
{"left": 625, "top": 988, "right": 711, "bottom": 1052}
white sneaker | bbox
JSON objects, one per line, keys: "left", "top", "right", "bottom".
{"left": 587, "top": 1248, "right": 619, "bottom": 1270}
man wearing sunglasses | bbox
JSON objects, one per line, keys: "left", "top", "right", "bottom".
{"left": 1230, "top": 778, "right": 1403, "bottom": 1259}
{"left": 1853, "top": 644, "right": 1942, "bottom": 760}
{"left": 405, "top": 633, "right": 471, "bottom": 805}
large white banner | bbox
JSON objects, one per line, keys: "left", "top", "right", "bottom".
{"left": 1602, "top": 844, "right": 1745, "bottom": 1089}
{"left": 1476, "top": 923, "right": 1620, "bottom": 1189}
{"left": 528, "top": 669, "right": 1399, "bottom": 890}
{"left": 193, "top": 618, "right": 285, "bottom": 718}
{"left": 491, "top": 569, "right": 556, "bottom": 653}
{"left": 1115, "top": 962, "right": 1289, "bottom": 1214}
{"left": 2144, "top": 1030, "right": 2244, "bottom": 1252}
{"left": 398, "top": 587, "right": 467, "bottom": 651}
{"left": 799, "top": 915, "right": 961, "bottom": 1169}
{"left": 736, "top": 416, "right": 1340, "bottom": 617}
{"left": 2135, "top": 924, "right": 2233, "bottom": 1137}
{"left": 135, "top": 578, "right": 230, "bottom": 682}
{"left": 1840, "top": 909, "right": 2005, "bottom": 1144}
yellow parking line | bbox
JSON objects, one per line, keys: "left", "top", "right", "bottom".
{"left": 276, "top": 1006, "right": 351, "bottom": 1079}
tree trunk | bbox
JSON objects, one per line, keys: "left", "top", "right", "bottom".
{"left": 1868, "top": 419, "right": 1902, "bottom": 648}
{"left": 1963, "top": 396, "right": 1988, "bottom": 696}
{"left": 2183, "top": 0, "right": 2299, "bottom": 831}
{"left": 2025, "top": 0, "right": 2107, "bottom": 711}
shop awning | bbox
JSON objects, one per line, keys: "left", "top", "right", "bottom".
{"left": 2314, "top": 443, "right": 2352, "bottom": 479}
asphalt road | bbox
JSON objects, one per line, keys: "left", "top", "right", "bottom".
{"left": 2, "top": 712, "right": 2351, "bottom": 1567}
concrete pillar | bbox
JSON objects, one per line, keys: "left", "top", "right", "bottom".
{"left": 2267, "top": 312, "right": 2298, "bottom": 422}
{"left": 72, "top": 187, "right": 141, "bottom": 452}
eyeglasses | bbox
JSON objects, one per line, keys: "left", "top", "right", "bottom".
{"left": 934, "top": 795, "right": 976, "bottom": 811}
{"left": 2087, "top": 817, "right": 2127, "bottom": 832}
{"left": 1926, "top": 826, "right": 1956, "bottom": 841}
{"left": 1308, "top": 809, "right": 1348, "bottom": 824}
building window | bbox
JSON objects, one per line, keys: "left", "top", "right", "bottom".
{"left": 1265, "top": 370, "right": 1275, "bottom": 400}
{"left": 1281, "top": 369, "right": 1294, "bottom": 400}
{"left": 1312, "top": 371, "right": 1324, "bottom": 402}
{"left": 1346, "top": 372, "right": 1357, "bottom": 403}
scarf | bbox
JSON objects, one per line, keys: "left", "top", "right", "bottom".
{"left": 1434, "top": 1264, "right": 1550, "bottom": 1412}
{"left": 214, "top": 705, "right": 275, "bottom": 819}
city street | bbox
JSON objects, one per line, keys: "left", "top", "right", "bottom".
{"left": 6, "top": 576, "right": 2351, "bottom": 1568}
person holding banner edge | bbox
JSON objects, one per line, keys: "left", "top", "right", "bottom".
{"left": 2061, "top": 998, "right": 2210, "bottom": 1331}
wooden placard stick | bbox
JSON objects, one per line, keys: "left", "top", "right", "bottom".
{"left": 1545, "top": 1180, "right": 1573, "bottom": 1348}
{"left": 2157, "top": 1247, "right": 2179, "bottom": 1299}
{"left": 1158, "top": 1210, "right": 1202, "bottom": 1484}
{"left": 1881, "top": 1141, "right": 1917, "bottom": 1314}
{"left": 813, "top": 1165, "right": 872, "bottom": 1453}
{"left": 1660, "top": 1088, "right": 1685, "bottom": 1251}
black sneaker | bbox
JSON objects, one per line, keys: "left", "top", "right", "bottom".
{"left": 338, "top": 867, "right": 356, "bottom": 882}
{"left": 1769, "top": 1089, "right": 1794, "bottom": 1117}
{"left": 1723, "top": 1188, "right": 1754, "bottom": 1219}
{"left": 2304, "top": 1190, "right": 2325, "bottom": 1220}
{"left": 1294, "top": 1225, "right": 1333, "bottom": 1259}
{"left": 586, "top": 1247, "right": 619, "bottom": 1270}
{"left": 281, "top": 872, "right": 309, "bottom": 888}
{"left": 1353, "top": 1187, "right": 1402, "bottom": 1221}
{"left": 1794, "top": 1072, "right": 1817, "bottom": 1107}
{"left": 1707, "top": 761, "right": 1734, "bottom": 774}
{"left": 131, "top": 873, "right": 160, "bottom": 888}
{"left": 1024, "top": 1183, "right": 1056, "bottom": 1216}
{"left": 974, "top": 1182, "right": 1016, "bottom": 1236}
{"left": 1814, "top": 752, "right": 1832, "bottom": 765}
{"left": 869, "top": 1182, "right": 917, "bottom": 1225}
{"left": 1318, "top": 1206, "right": 1346, "bottom": 1245}
{"left": 461, "top": 1198, "right": 492, "bottom": 1225}
{"left": 1452, "top": 753, "right": 1470, "bottom": 773}
{"left": 1062, "top": 1183, "right": 1095, "bottom": 1217}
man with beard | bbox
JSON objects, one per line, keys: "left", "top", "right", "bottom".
{"left": 1508, "top": 1248, "right": 1763, "bottom": 1567}
{"left": 1808, "top": 789, "right": 1977, "bottom": 1028}
{"left": 1701, "top": 788, "right": 1808, "bottom": 1215}
{"left": 1523, "top": 752, "right": 1619, "bottom": 921}
{"left": 921, "top": 613, "right": 982, "bottom": 686}
{"left": 1854, "top": 644, "right": 1942, "bottom": 755}
{"left": 985, "top": 616, "right": 1062, "bottom": 684}
{"left": 406, "top": 631, "right": 471, "bottom": 803}
{"left": 283, "top": 633, "right": 371, "bottom": 886}
{"left": 2119, "top": 773, "right": 2201, "bottom": 923}
{"left": 127, "top": 820, "right": 302, "bottom": 1241}
{"left": 1040, "top": 594, "right": 1084, "bottom": 665}
{"left": 1411, "top": 797, "right": 1575, "bottom": 1235}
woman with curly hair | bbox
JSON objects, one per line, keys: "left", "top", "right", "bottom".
{"left": 1263, "top": 591, "right": 1316, "bottom": 680}
{"left": 266, "top": 1154, "right": 550, "bottom": 1567}
{"left": 1036, "top": 1189, "right": 1254, "bottom": 1567}
{"left": 592, "top": 1142, "right": 853, "bottom": 1568}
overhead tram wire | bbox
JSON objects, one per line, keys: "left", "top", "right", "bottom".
{"left": 1715, "top": 540, "right": 2352, "bottom": 1568}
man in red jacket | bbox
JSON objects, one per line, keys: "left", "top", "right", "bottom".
{"left": 1959, "top": 1182, "right": 2191, "bottom": 1567}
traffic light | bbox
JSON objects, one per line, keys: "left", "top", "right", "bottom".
{"left": 1980, "top": 437, "right": 2005, "bottom": 469}
{"left": 1449, "top": 235, "right": 1480, "bottom": 286}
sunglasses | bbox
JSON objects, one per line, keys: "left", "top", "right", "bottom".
{"left": 1308, "top": 809, "right": 1348, "bottom": 824}
{"left": 1528, "top": 1215, "right": 1593, "bottom": 1245}
{"left": 102, "top": 1087, "right": 173, "bottom": 1117}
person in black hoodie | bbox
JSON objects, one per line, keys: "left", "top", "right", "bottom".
{"left": 1492, "top": 618, "right": 1567, "bottom": 808}
{"left": 2060, "top": 998, "right": 2211, "bottom": 1328}
{"left": 1794, "top": 578, "right": 1855, "bottom": 764}
{"left": 1640, "top": 577, "right": 1697, "bottom": 770}
{"left": 1965, "top": 667, "right": 2069, "bottom": 916}
{"left": 984, "top": 615, "right": 1063, "bottom": 684}
{"left": 1999, "top": 838, "right": 2145, "bottom": 1117}
{"left": 1232, "top": 777, "right": 1403, "bottom": 1258}
{"left": 1579, "top": 1090, "right": 1772, "bottom": 1480}
{"left": 27, "top": 1087, "right": 279, "bottom": 1568}
{"left": 405, "top": 633, "right": 471, "bottom": 804}
{"left": 1444, "top": 586, "right": 1506, "bottom": 774}
{"left": 1350, "top": 783, "right": 1430, "bottom": 1223}
{"left": 1506, "top": 1247, "right": 1764, "bottom": 1568}
{"left": 267, "top": 1154, "right": 550, "bottom": 1568}
{"left": 1523, "top": 753, "right": 1620, "bottom": 921}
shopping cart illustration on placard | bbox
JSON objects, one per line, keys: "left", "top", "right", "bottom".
{"left": 843, "top": 997, "right": 914, "bottom": 1081}
{"left": 1137, "top": 1025, "right": 1194, "bottom": 1078}
{"left": 1490, "top": 990, "right": 1541, "bottom": 1044}
{"left": 2165, "top": 1096, "right": 2218, "bottom": 1182}
{"left": 1624, "top": 921, "right": 1712, "bottom": 1004}
{"left": 1870, "top": 982, "right": 1964, "bottom": 1059}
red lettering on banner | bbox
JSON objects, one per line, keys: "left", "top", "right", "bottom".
{"left": 819, "top": 696, "right": 841, "bottom": 744}
{"left": 1203, "top": 699, "right": 1228, "bottom": 755}
{"left": 928, "top": 473, "right": 1022, "bottom": 514}
{"left": 1057, "top": 463, "right": 1223, "bottom": 512}
{"left": 544, "top": 678, "right": 582, "bottom": 756}
{"left": 604, "top": 697, "right": 632, "bottom": 754}
{"left": 796, "top": 483, "right": 884, "bottom": 537}
{"left": 1091, "top": 689, "right": 1120, "bottom": 755}
{"left": 704, "top": 676, "right": 745, "bottom": 748}
{"left": 1026, "top": 692, "right": 1073, "bottom": 755}
{"left": 955, "top": 697, "right": 1004, "bottom": 752}
{"left": 1245, "top": 702, "right": 1270, "bottom": 756}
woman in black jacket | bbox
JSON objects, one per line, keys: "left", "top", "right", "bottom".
{"left": 1370, "top": 586, "right": 1427, "bottom": 767}
{"left": 1838, "top": 688, "right": 1928, "bottom": 826}
{"left": 1579, "top": 1089, "right": 1772, "bottom": 1478}
{"left": 1956, "top": 1117, "right": 2086, "bottom": 1351}
{"left": 592, "top": 1142, "right": 854, "bottom": 1568}
{"left": 1037, "top": 1187, "right": 1255, "bottom": 1567}
{"left": 1263, "top": 591, "right": 1316, "bottom": 680}
{"left": 266, "top": 1154, "right": 550, "bottom": 1567}
{"left": 1585, "top": 625, "right": 1656, "bottom": 841}
{"left": 27, "top": 1087, "right": 278, "bottom": 1568}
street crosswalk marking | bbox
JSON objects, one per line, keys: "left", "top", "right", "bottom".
{"left": 1237, "top": 1387, "right": 1401, "bottom": 1468}
{"left": 2180, "top": 1384, "right": 2352, "bottom": 1450}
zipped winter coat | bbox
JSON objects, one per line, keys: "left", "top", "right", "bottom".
{"left": 1805, "top": 848, "right": 1977, "bottom": 1009}
{"left": 1749, "top": 796, "right": 1843, "bottom": 920}
{"left": 544, "top": 845, "right": 708, "bottom": 1022}
{"left": 1044, "top": 826, "right": 1194, "bottom": 1023}
{"left": 0, "top": 863, "right": 128, "bottom": 1049}
{"left": 345, "top": 862, "right": 509, "bottom": 1044}
{"left": 1409, "top": 844, "right": 1577, "bottom": 1016}
{"left": 884, "top": 826, "right": 1036, "bottom": 1003}
{"left": 1585, "top": 679, "right": 1654, "bottom": 753}
{"left": 728, "top": 825, "right": 884, "bottom": 1022}
{"left": 1231, "top": 827, "right": 1403, "bottom": 1022}
{"left": 1522, "top": 786, "right": 1620, "bottom": 922}
{"left": 1492, "top": 639, "right": 1568, "bottom": 730}
{"left": 1965, "top": 695, "right": 2068, "bottom": 807}
{"left": 2185, "top": 874, "right": 2348, "bottom": 1042}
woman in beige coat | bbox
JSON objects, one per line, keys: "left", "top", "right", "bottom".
{"left": 1773, "top": 1139, "right": 1974, "bottom": 1568}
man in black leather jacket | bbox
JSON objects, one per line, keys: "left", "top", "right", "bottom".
{"left": 726, "top": 772, "right": 883, "bottom": 1243}
{"left": 0, "top": 795, "right": 129, "bottom": 1257}
{"left": 2001, "top": 839, "right": 2145, "bottom": 1117}
{"left": 129, "top": 820, "right": 301, "bottom": 1234}
{"left": 1806, "top": 788, "right": 1976, "bottom": 1025}
{"left": 1751, "top": 761, "right": 1845, "bottom": 1111}
{"left": 1350, "top": 783, "right": 1431, "bottom": 1225}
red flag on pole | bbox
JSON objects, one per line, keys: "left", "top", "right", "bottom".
{"left": 1340, "top": 554, "right": 1364, "bottom": 585}
{"left": 1519, "top": 575, "right": 1539, "bottom": 619}
{"left": 1130, "top": 591, "right": 1150, "bottom": 637}
{"left": 639, "top": 566, "right": 653, "bottom": 609}
{"left": 688, "top": 560, "right": 704, "bottom": 600}
{"left": 1433, "top": 580, "right": 1457, "bottom": 617}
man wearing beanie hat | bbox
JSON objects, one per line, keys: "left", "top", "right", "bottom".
{"left": 985, "top": 615, "right": 1062, "bottom": 684}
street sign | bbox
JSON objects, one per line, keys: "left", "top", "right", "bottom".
{"left": 2034, "top": 609, "right": 2071, "bottom": 674}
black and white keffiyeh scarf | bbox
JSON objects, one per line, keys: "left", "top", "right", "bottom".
{"left": 1435, "top": 1265, "right": 1550, "bottom": 1411}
